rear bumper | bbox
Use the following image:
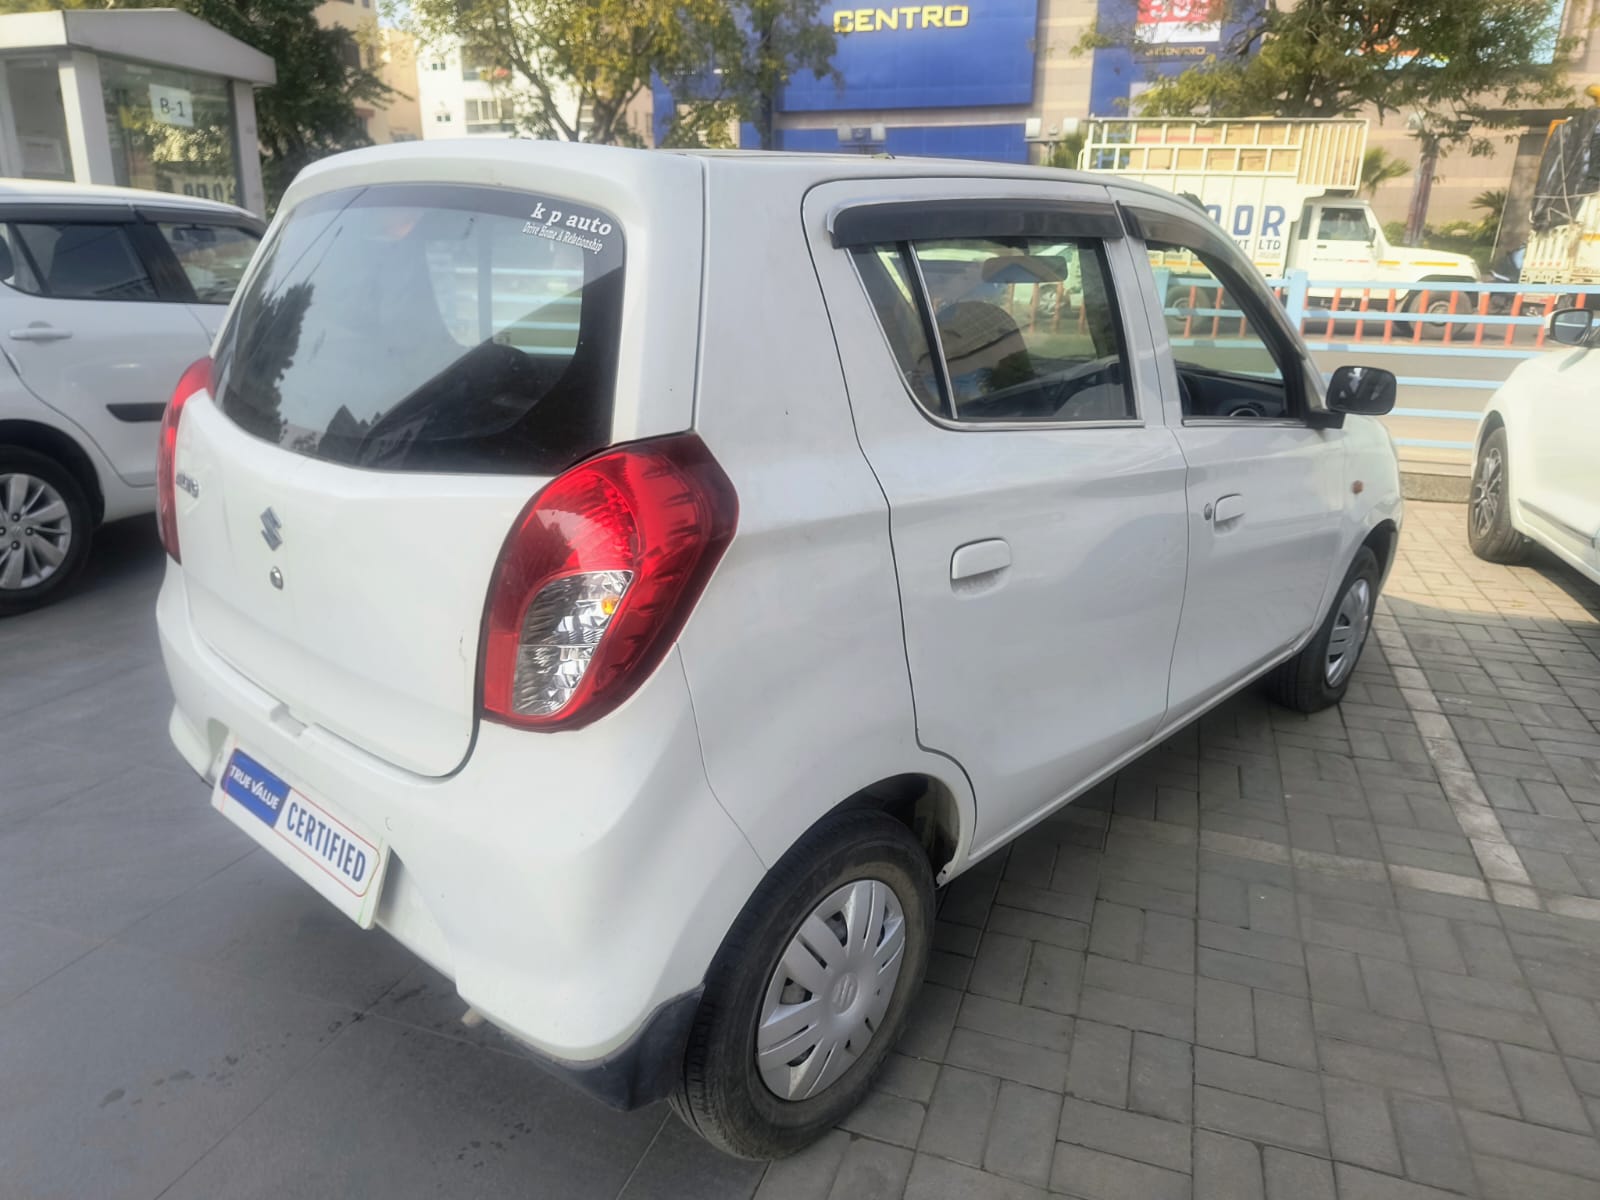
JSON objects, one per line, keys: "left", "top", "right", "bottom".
{"left": 157, "top": 563, "right": 763, "bottom": 1103}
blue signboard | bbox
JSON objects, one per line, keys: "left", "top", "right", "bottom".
{"left": 782, "top": 1, "right": 1039, "bottom": 111}
{"left": 775, "top": 123, "right": 1028, "bottom": 162}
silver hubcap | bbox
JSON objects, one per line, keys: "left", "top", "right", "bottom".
{"left": 0, "top": 472, "right": 71, "bottom": 591}
{"left": 1471, "top": 448, "right": 1503, "bottom": 538}
{"left": 1325, "top": 577, "right": 1372, "bottom": 687}
{"left": 756, "top": 879, "right": 907, "bottom": 1101}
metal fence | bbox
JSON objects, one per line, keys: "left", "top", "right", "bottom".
{"left": 1180, "top": 273, "right": 1600, "bottom": 455}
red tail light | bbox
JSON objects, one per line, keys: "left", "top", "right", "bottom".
{"left": 159, "top": 357, "right": 211, "bottom": 562}
{"left": 481, "top": 435, "right": 738, "bottom": 731}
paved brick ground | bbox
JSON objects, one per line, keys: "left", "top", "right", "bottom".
{"left": 4, "top": 504, "right": 1600, "bottom": 1199}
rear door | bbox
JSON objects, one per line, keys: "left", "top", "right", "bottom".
{"left": 0, "top": 207, "right": 209, "bottom": 486}
{"left": 807, "top": 180, "right": 1190, "bottom": 853}
{"left": 1118, "top": 195, "right": 1346, "bottom": 717}
{"left": 173, "top": 180, "right": 639, "bottom": 777}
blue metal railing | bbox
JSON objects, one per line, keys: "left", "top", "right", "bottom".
{"left": 1173, "top": 271, "right": 1600, "bottom": 454}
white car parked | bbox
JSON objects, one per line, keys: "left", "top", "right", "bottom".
{"left": 157, "top": 142, "right": 1403, "bottom": 1158}
{"left": 0, "top": 182, "right": 262, "bottom": 613}
{"left": 1469, "top": 306, "right": 1600, "bottom": 583}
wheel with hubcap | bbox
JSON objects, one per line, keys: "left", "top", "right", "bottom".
{"left": 0, "top": 447, "right": 92, "bottom": 617}
{"left": 1268, "top": 546, "right": 1381, "bottom": 713}
{"left": 1467, "top": 426, "right": 1527, "bottom": 564}
{"left": 670, "top": 809, "right": 933, "bottom": 1159}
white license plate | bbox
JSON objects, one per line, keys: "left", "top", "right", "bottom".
{"left": 211, "top": 741, "right": 389, "bottom": 927}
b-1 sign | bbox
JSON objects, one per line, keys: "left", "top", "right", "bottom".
{"left": 149, "top": 84, "right": 194, "bottom": 129}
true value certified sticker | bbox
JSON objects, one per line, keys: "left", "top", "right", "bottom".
{"left": 212, "top": 743, "right": 388, "bottom": 926}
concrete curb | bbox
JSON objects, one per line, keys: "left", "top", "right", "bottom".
{"left": 1401, "top": 471, "right": 1470, "bottom": 503}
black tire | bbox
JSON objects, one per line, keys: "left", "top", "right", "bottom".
{"left": 1268, "top": 546, "right": 1380, "bottom": 713}
{"left": 670, "top": 810, "right": 934, "bottom": 1159}
{"left": 1402, "top": 289, "right": 1455, "bottom": 340}
{"left": 1467, "top": 426, "right": 1527, "bottom": 564}
{"left": 0, "top": 446, "right": 93, "bottom": 617}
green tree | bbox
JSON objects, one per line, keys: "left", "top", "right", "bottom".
{"left": 187, "top": 0, "right": 393, "bottom": 203}
{"left": 404, "top": 0, "right": 705, "bottom": 145}
{"left": 0, "top": 0, "right": 392, "bottom": 205}
{"left": 1360, "top": 147, "right": 1411, "bottom": 198}
{"left": 1083, "top": 0, "right": 1576, "bottom": 155}
{"left": 404, "top": 0, "right": 836, "bottom": 149}
{"left": 658, "top": 0, "right": 838, "bottom": 150}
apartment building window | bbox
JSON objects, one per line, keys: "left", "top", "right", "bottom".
{"left": 464, "top": 98, "right": 514, "bottom": 134}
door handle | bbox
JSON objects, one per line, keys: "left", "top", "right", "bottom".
{"left": 8, "top": 324, "right": 72, "bottom": 342}
{"left": 1210, "top": 494, "right": 1246, "bottom": 524}
{"left": 951, "top": 538, "right": 1011, "bottom": 583}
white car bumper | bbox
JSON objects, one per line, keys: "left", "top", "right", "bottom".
{"left": 156, "top": 562, "right": 765, "bottom": 1106}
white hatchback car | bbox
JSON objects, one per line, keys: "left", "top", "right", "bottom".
{"left": 1469, "top": 305, "right": 1600, "bottom": 583}
{"left": 157, "top": 142, "right": 1402, "bottom": 1158}
{"left": 0, "top": 182, "right": 262, "bottom": 613}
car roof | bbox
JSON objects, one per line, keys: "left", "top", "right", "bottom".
{"left": 291, "top": 138, "right": 1184, "bottom": 208}
{"left": 0, "top": 179, "right": 254, "bottom": 220}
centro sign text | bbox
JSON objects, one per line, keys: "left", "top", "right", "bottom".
{"left": 834, "top": 6, "right": 971, "bottom": 32}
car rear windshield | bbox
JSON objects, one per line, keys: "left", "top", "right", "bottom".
{"left": 212, "top": 183, "right": 624, "bottom": 474}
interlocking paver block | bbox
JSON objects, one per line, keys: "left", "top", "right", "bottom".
{"left": 1049, "top": 1142, "right": 1190, "bottom": 1200}
{"left": 918, "top": 1065, "right": 999, "bottom": 1166}
{"left": 981, "top": 1082, "right": 1059, "bottom": 1189}
{"left": 1261, "top": 1147, "right": 1335, "bottom": 1200}
{"left": 1129, "top": 1031, "right": 1193, "bottom": 1124}
{"left": 1064, "top": 1019, "right": 1130, "bottom": 1107}
{"left": 1323, "top": 1075, "right": 1402, "bottom": 1174}
{"left": 1057, "top": 1096, "right": 1191, "bottom": 1172}
{"left": 1194, "top": 1129, "right": 1263, "bottom": 1200}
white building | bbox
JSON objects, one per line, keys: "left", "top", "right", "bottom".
{"left": 414, "top": 39, "right": 521, "bottom": 139}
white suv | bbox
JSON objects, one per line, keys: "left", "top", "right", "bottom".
{"left": 0, "top": 182, "right": 261, "bottom": 613}
{"left": 157, "top": 142, "right": 1402, "bottom": 1159}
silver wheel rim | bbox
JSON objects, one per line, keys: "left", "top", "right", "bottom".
{"left": 756, "top": 879, "right": 907, "bottom": 1101}
{"left": 1471, "top": 448, "right": 1503, "bottom": 538}
{"left": 1325, "top": 577, "right": 1372, "bottom": 687}
{"left": 0, "top": 472, "right": 71, "bottom": 591}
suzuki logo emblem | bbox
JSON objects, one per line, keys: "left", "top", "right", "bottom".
{"left": 260, "top": 507, "right": 283, "bottom": 551}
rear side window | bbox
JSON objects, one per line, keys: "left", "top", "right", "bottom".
{"left": 11, "top": 222, "right": 157, "bottom": 301}
{"left": 157, "top": 223, "right": 261, "bottom": 304}
{"left": 213, "top": 183, "right": 624, "bottom": 474}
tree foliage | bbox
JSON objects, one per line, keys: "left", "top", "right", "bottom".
{"left": 1085, "top": 0, "right": 1577, "bottom": 152}
{"left": 186, "top": 0, "right": 393, "bottom": 201}
{"left": 403, "top": 0, "right": 836, "bottom": 149}
{"left": 659, "top": 0, "right": 838, "bottom": 150}
{"left": 0, "top": 0, "right": 392, "bottom": 205}
{"left": 1360, "top": 147, "right": 1411, "bottom": 197}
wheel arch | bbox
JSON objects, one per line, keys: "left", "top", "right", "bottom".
{"left": 814, "top": 772, "right": 965, "bottom": 884}
{"left": 1477, "top": 409, "right": 1506, "bottom": 452}
{"left": 0, "top": 419, "right": 105, "bottom": 524}
{"left": 1361, "top": 518, "right": 1400, "bottom": 587}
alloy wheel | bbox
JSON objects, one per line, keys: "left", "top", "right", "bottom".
{"left": 1471, "top": 448, "right": 1503, "bottom": 539}
{"left": 0, "top": 472, "right": 72, "bottom": 591}
{"left": 755, "top": 879, "right": 907, "bottom": 1101}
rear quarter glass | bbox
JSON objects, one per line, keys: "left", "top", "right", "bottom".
{"left": 211, "top": 183, "right": 624, "bottom": 475}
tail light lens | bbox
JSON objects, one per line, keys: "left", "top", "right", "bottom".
{"left": 159, "top": 357, "right": 211, "bottom": 563}
{"left": 481, "top": 435, "right": 738, "bottom": 731}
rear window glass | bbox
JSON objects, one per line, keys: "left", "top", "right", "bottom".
{"left": 213, "top": 183, "right": 623, "bottom": 474}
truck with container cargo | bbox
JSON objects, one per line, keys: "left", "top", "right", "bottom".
{"left": 1077, "top": 118, "right": 1481, "bottom": 325}
{"left": 1512, "top": 96, "right": 1600, "bottom": 288}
